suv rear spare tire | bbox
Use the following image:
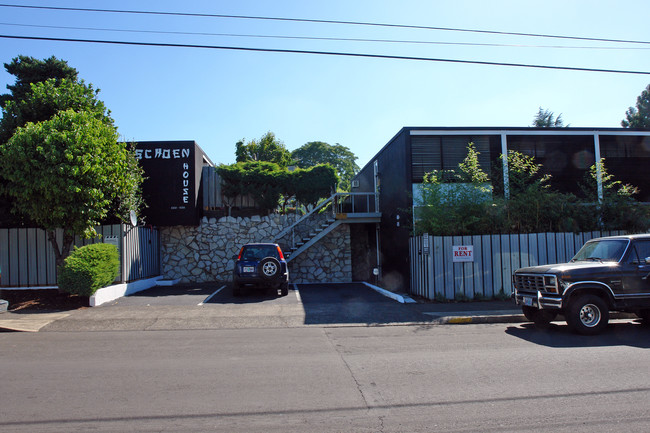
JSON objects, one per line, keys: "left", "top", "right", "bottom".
{"left": 259, "top": 257, "right": 281, "bottom": 279}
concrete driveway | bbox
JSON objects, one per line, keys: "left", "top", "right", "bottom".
{"left": 1, "top": 282, "right": 528, "bottom": 332}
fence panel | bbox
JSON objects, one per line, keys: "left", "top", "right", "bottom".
{"left": 409, "top": 237, "right": 423, "bottom": 297}
{"left": 0, "top": 225, "right": 160, "bottom": 288}
{"left": 433, "top": 236, "right": 445, "bottom": 299}
{"left": 442, "top": 236, "right": 454, "bottom": 299}
{"left": 481, "top": 235, "right": 492, "bottom": 298}
{"left": 472, "top": 235, "right": 483, "bottom": 298}
{"left": 202, "top": 166, "right": 259, "bottom": 210}
{"left": 409, "top": 231, "right": 630, "bottom": 301}
{"left": 491, "top": 235, "right": 502, "bottom": 296}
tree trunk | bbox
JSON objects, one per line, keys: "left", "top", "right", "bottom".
{"left": 47, "top": 230, "right": 75, "bottom": 270}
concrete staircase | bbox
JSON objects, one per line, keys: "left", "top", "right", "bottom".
{"left": 274, "top": 192, "right": 381, "bottom": 262}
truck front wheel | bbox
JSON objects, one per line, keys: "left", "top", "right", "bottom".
{"left": 522, "top": 306, "right": 558, "bottom": 327}
{"left": 566, "top": 294, "right": 609, "bottom": 335}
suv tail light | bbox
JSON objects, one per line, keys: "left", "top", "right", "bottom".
{"left": 276, "top": 245, "right": 285, "bottom": 260}
{"left": 237, "top": 247, "right": 244, "bottom": 260}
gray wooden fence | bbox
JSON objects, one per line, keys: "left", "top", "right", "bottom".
{"left": 202, "top": 166, "right": 257, "bottom": 210}
{"left": 0, "top": 225, "right": 160, "bottom": 287}
{"left": 409, "top": 231, "right": 625, "bottom": 301}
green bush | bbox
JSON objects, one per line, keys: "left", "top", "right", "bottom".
{"left": 58, "top": 243, "right": 119, "bottom": 297}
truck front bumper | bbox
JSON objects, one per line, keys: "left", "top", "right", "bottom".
{"left": 514, "top": 290, "right": 562, "bottom": 310}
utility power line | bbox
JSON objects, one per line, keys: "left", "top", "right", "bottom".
{"left": 1, "top": 34, "right": 648, "bottom": 75}
{"left": 0, "top": 3, "right": 648, "bottom": 46}
{"left": 2, "top": 22, "right": 649, "bottom": 50}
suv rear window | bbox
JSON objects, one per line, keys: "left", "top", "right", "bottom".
{"left": 241, "top": 245, "right": 280, "bottom": 261}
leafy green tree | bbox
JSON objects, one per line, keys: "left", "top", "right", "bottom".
{"left": 1, "top": 78, "right": 113, "bottom": 145}
{"left": 492, "top": 150, "right": 552, "bottom": 198}
{"left": 0, "top": 55, "right": 78, "bottom": 112}
{"left": 414, "top": 170, "right": 496, "bottom": 235}
{"left": 621, "top": 84, "right": 650, "bottom": 129}
{"left": 294, "top": 165, "right": 339, "bottom": 206}
{"left": 0, "top": 56, "right": 80, "bottom": 143}
{"left": 0, "top": 109, "right": 144, "bottom": 268}
{"left": 0, "top": 56, "right": 120, "bottom": 228}
{"left": 532, "top": 107, "right": 566, "bottom": 127}
{"left": 414, "top": 143, "right": 495, "bottom": 235}
{"left": 577, "top": 159, "right": 649, "bottom": 231}
{"left": 493, "top": 150, "right": 578, "bottom": 232}
{"left": 458, "top": 143, "right": 489, "bottom": 183}
{"left": 217, "top": 161, "right": 283, "bottom": 214}
{"left": 235, "top": 132, "right": 292, "bottom": 168}
{"left": 216, "top": 162, "right": 337, "bottom": 214}
{"left": 291, "top": 141, "right": 358, "bottom": 191}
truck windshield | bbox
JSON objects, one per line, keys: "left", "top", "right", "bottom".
{"left": 572, "top": 239, "right": 628, "bottom": 262}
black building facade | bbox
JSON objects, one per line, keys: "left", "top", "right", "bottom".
{"left": 352, "top": 127, "right": 650, "bottom": 291}
{"left": 135, "top": 141, "right": 213, "bottom": 226}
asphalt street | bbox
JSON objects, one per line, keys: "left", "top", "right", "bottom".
{"left": 1, "top": 321, "right": 649, "bottom": 432}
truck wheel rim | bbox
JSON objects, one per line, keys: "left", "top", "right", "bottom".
{"left": 263, "top": 262, "right": 277, "bottom": 276}
{"left": 579, "top": 304, "right": 601, "bottom": 327}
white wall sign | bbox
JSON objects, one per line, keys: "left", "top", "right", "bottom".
{"left": 452, "top": 245, "right": 474, "bottom": 262}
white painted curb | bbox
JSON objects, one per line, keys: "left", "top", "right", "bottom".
{"left": 90, "top": 276, "right": 163, "bottom": 307}
{"left": 156, "top": 279, "right": 181, "bottom": 286}
{"left": 362, "top": 282, "right": 417, "bottom": 304}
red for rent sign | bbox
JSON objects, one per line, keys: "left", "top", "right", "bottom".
{"left": 452, "top": 245, "right": 474, "bottom": 262}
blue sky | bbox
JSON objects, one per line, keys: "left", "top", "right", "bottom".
{"left": 1, "top": 0, "right": 649, "bottom": 170}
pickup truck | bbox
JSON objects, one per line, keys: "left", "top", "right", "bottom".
{"left": 512, "top": 234, "right": 650, "bottom": 335}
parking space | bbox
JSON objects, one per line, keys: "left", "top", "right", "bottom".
{"left": 205, "top": 283, "right": 299, "bottom": 306}
{"left": 203, "top": 282, "right": 427, "bottom": 325}
{"left": 95, "top": 282, "right": 428, "bottom": 327}
{"left": 101, "top": 283, "right": 220, "bottom": 307}
{"left": 295, "top": 283, "right": 426, "bottom": 325}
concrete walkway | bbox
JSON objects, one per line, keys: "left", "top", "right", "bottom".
{"left": 0, "top": 312, "right": 71, "bottom": 332}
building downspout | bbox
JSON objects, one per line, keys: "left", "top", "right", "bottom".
{"left": 594, "top": 133, "right": 603, "bottom": 203}
{"left": 501, "top": 132, "right": 510, "bottom": 200}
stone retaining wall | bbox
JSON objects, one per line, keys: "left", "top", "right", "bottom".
{"left": 161, "top": 214, "right": 352, "bottom": 283}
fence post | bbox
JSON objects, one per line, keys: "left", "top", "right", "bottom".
{"left": 120, "top": 224, "right": 126, "bottom": 283}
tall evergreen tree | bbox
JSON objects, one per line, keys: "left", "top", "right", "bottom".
{"left": 621, "top": 84, "right": 650, "bottom": 129}
{"left": 532, "top": 107, "right": 566, "bottom": 127}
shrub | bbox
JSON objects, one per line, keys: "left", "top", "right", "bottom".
{"left": 58, "top": 243, "right": 119, "bottom": 297}
{"left": 415, "top": 147, "right": 650, "bottom": 236}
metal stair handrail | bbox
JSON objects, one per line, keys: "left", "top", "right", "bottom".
{"left": 273, "top": 193, "right": 336, "bottom": 242}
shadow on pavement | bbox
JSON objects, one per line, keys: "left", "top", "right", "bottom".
{"left": 298, "top": 283, "right": 429, "bottom": 325}
{"left": 130, "top": 284, "right": 216, "bottom": 298}
{"left": 505, "top": 321, "right": 650, "bottom": 349}
{"left": 110, "top": 283, "right": 220, "bottom": 306}
{"left": 208, "top": 285, "right": 288, "bottom": 305}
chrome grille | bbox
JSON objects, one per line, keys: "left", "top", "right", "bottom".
{"left": 514, "top": 274, "right": 545, "bottom": 291}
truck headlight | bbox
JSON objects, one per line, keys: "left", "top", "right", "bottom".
{"left": 558, "top": 279, "right": 570, "bottom": 292}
